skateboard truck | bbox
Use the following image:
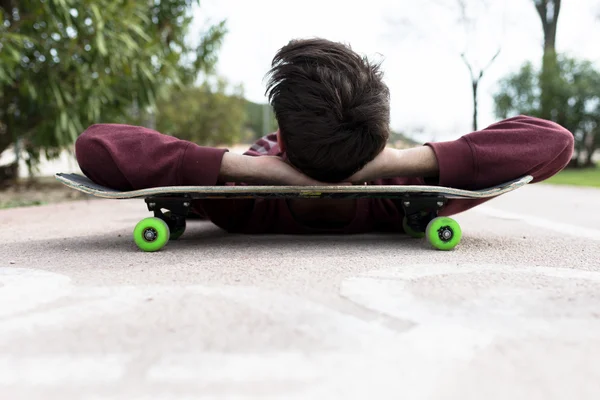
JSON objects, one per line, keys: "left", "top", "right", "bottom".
{"left": 401, "top": 195, "right": 447, "bottom": 232}
{"left": 146, "top": 196, "right": 192, "bottom": 216}
{"left": 144, "top": 196, "right": 191, "bottom": 242}
{"left": 399, "top": 195, "right": 462, "bottom": 249}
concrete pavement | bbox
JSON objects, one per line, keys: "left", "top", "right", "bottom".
{"left": 1, "top": 183, "right": 600, "bottom": 399}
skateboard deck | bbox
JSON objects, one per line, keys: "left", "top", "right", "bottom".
{"left": 55, "top": 173, "right": 533, "bottom": 252}
{"left": 55, "top": 173, "right": 533, "bottom": 200}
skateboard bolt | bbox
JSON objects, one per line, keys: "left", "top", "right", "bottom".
{"left": 183, "top": 202, "right": 190, "bottom": 207}
{"left": 439, "top": 228, "right": 453, "bottom": 241}
{"left": 144, "top": 228, "right": 157, "bottom": 242}
{"left": 403, "top": 201, "right": 410, "bottom": 207}
{"left": 437, "top": 202, "right": 444, "bottom": 207}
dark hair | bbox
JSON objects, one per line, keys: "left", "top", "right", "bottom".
{"left": 265, "top": 38, "right": 390, "bottom": 182}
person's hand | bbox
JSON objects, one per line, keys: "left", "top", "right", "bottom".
{"left": 347, "top": 146, "right": 439, "bottom": 183}
{"left": 346, "top": 147, "right": 401, "bottom": 183}
{"left": 253, "top": 156, "right": 328, "bottom": 186}
{"left": 219, "top": 153, "right": 333, "bottom": 186}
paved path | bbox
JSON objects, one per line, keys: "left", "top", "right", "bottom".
{"left": 1, "top": 183, "right": 600, "bottom": 399}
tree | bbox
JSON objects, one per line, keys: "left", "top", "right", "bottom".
{"left": 494, "top": 56, "right": 600, "bottom": 167}
{"left": 0, "top": 0, "right": 225, "bottom": 175}
{"left": 155, "top": 78, "right": 250, "bottom": 146}
{"left": 533, "top": 0, "right": 562, "bottom": 122}
{"left": 386, "top": 0, "right": 502, "bottom": 131}
{"left": 455, "top": 0, "right": 501, "bottom": 131}
{"left": 534, "top": 0, "right": 560, "bottom": 55}
{"left": 461, "top": 49, "right": 501, "bottom": 131}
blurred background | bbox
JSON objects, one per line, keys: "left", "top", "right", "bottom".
{"left": 0, "top": 0, "right": 598, "bottom": 207}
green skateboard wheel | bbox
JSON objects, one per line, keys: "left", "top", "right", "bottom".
{"left": 425, "top": 217, "right": 462, "bottom": 250}
{"left": 133, "top": 217, "right": 170, "bottom": 252}
{"left": 402, "top": 216, "right": 425, "bottom": 238}
{"left": 163, "top": 211, "right": 186, "bottom": 240}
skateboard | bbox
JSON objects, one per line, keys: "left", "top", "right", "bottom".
{"left": 55, "top": 173, "right": 533, "bottom": 252}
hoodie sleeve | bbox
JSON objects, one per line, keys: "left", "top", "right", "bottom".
{"left": 75, "top": 124, "right": 261, "bottom": 232}
{"left": 75, "top": 124, "right": 228, "bottom": 190}
{"left": 425, "top": 115, "right": 574, "bottom": 190}
{"left": 421, "top": 115, "right": 574, "bottom": 217}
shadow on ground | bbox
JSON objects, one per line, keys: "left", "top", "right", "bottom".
{"left": 4, "top": 221, "right": 434, "bottom": 257}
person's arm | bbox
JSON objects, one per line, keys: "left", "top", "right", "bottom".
{"left": 351, "top": 115, "right": 574, "bottom": 190}
{"left": 358, "top": 115, "right": 574, "bottom": 229}
{"left": 424, "top": 115, "right": 574, "bottom": 189}
{"left": 76, "top": 124, "right": 323, "bottom": 190}
{"left": 75, "top": 124, "right": 228, "bottom": 190}
{"left": 348, "top": 146, "right": 439, "bottom": 184}
{"left": 219, "top": 153, "right": 326, "bottom": 186}
{"left": 75, "top": 124, "right": 328, "bottom": 233}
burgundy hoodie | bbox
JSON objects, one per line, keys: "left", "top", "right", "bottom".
{"left": 75, "top": 115, "right": 574, "bottom": 234}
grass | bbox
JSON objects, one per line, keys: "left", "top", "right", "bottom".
{"left": 0, "top": 176, "right": 86, "bottom": 209}
{"left": 0, "top": 199, "right": 46, "bottom": 209}
{"left": 544, "top": 166, "right": 600, "bottom": 188}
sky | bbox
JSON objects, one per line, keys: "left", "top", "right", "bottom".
{"left": 190, "top": 0, "right": 600, "bottom": 142}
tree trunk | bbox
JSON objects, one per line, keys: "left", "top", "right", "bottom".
{"left": 584, "top": 131, "right": 597, "bottom": 167}
{"left": 461, "top": 49, "right": 500, "bottom": 132}
{"left": 0, "top": 131, "right": 18, "bottom": 185}
{"left": 534, "top": 0, "right": 562, "bottom": 121}
{"left": 568, "top": 133, "right": 585, "bottom": 168}
{"left": 0, "top": 0, "right": 14, "bottom": 13}
{"left": 471, "top": 81, "right": 478, "bottom": 131}
{"left": 0, "top": 128, "right": 13, "bottom": 157}
{"left": 535, "top": 1, "right": 560, "bottom": 52}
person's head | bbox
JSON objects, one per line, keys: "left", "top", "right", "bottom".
{"left": 265, "top": 38, "right": 390, "bottom": 182}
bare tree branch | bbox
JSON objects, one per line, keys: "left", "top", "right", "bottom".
{"left": 461, "top": 47, "right": 500, "bottom": 131}
{"left": 460, "top": 53, "right": 476, "bottom": 82}
{"left": 386, "top": 0, "right": 503, "bottom": 131}
{"left": 480, "top": 48, "right": 502, "bottom": 77}
{"left": 456, "top": 0, "right": 469, "bottom": 25}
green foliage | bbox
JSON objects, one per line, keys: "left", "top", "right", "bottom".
{"left": 544, "top": 163, "right": 600, "bottom": 187}
{"left": 0, "top": 0, "right": 226, "bottom": 169}
{"left": 0, "top": 199, "right": 45, "bottom": 209}
{"left": 156, "top": 78, "right": 250, "bottom": 146}
{"left": 539, "top": 51, "right": 564, "bottom": 122}
{"left": 494, "top": 62, "right": 542, "bottom": 119}
{"left": 244, "top": 100, "right": 277, "bottom": 141}
{"left": 494, "top": 55, "right": 600, "bottom": 167}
